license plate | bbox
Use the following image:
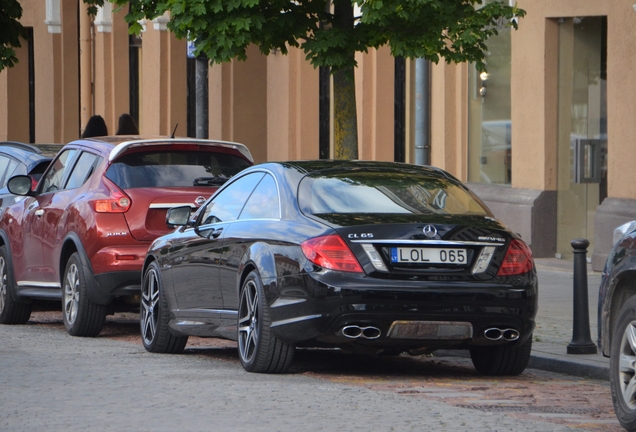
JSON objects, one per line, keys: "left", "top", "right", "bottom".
{"left": 391, "top": 247, "right": 467, "bottom": 264}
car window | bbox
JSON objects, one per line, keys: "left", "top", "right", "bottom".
{"left": 1, "top": 158, "right": 21, "bottom": 188}
{"left": 105, "top": 150, "right": 252, "bottom": 190}
{"left": 0, "top": 155, "right": 11, "bottom": 187}
{"left": 28, "top": 160, "right": 50, "bottom": 182}
{"left": 298, "top": 170, "right": 489, "bottom": 216}
{"left": 199, "top": 172, "right": 264, "bottom": 225}
{"left": 65, "top": 152, "right": 102, "bottom": 190}
{"left": 5, "top": 159, "right": 21, "bottom": 183}
{"left": 40, "top": 149, "right": 78, "bottom": 194}
{"left": 239, "top": 174, "right": 279, "bottom": 220}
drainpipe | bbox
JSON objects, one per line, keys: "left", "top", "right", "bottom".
{"left": 414, "top": 58, "right": 431, "bottom": 166}
{"left": 195, "top": 55, "right": 209, "bottom": 139}
{"left": 79, "top": 2, "right": 93, "bottom": 135}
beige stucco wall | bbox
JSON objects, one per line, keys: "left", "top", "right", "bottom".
{"left": 2, "top": 0, "right": 635, "bottom": 207}
{"left": 0, "top": 0, "right": 54, "bottom": 142}
{"left": 60, "top": 0, "right": 80, "bottom": 143}
{"left": 510, "top": 0, "right": 636, "bottom": 200}
{"left": 510, "top": 2, "right": 557, "bottom": 191}
{"left": 421, "top": 0, "right": 636, "bottom": 201}
{"left": 34, "top": 2, "right": 58, "bottom": 142}
{"left": 0, "top": 41, "right": 30, "bottom": 142}
{"left": 93, "top": 7, "right": 130, "bottom": 134}
{"left": 228, "top": 46, "right": 268, "bottom": 163}
{"left": 266, "top": 48, "right": 319, "bottom": 162}
{"left": 605, "top": 3, "right": 636, "bottom": 200}
{"left": 430, "top": 61, "right": 468, "bottom": 181}
{"left": 139, "top": 24, "right": 187, "bottom": 136}
{"left": 0, "top": 0, "right": 77, "bottom": 143}
{"left": 355, "top": 46, "right": 394, "bottom": 162}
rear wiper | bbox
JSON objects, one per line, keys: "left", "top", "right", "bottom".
{"left": 193, "top": 176, "right": 229, "bottom": 186}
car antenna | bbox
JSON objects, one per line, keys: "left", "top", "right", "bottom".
{"left": 170, "top": 124, "right": 178, "bottom": 139}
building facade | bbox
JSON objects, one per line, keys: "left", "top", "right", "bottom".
{"left": 1, "top": 0, "right": 635, "bottom": 268}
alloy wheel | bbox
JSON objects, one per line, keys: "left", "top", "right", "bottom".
{"left": 141, "top": 268, "right": 160, "bottom": 346}
{"left": 618, "top": 320, "right": 636, "bottom": 409}
{"left": 238, "top": 279, "right": 259, "bottom": 364}
{"left": 63, "top": 263, "right": 80, "bottom": 325}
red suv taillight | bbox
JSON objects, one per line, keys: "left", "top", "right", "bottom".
{"left": 497, "top": 239, "right": 534, "bottom": 276}
{"left": 92, "top": 179, "right": 132, "bottom": 213}
{"left": 301, "top": 235, "right": 363, "bottom": 273}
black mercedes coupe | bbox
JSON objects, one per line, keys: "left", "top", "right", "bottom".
{"left": 140, "top": 161, "right": 537, "bottom": 374}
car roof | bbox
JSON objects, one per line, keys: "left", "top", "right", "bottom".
{"left": 0, "top": 141, "right": 43, "bottom": 155}
{"left": 258, "top": 160, "right": 453, "bottom": 179}
{"left": 75, "top": 136, "right": 254, "bottom": 163}
{"left": 0, "top": 141, "right": 56, "bottom": 170}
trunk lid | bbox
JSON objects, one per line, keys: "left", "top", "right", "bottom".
{"left": 122, "top": 186, "right": 215, "bottom": 241}
{"left": 329, "top": 215, "right": 512, "bottom": 280}
{"left": 104, "top": 145, "right": 253, "bottom": 241}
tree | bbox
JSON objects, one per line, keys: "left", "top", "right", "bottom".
{"left": 108, "top": 0, "right": 525, "bottom": 159}
{"left": 0, "top": 0, "right": 28, "bottom": 71}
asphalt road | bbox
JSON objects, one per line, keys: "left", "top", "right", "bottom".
{"left": 0, "top": 314, "right": 620, "bottom": 432}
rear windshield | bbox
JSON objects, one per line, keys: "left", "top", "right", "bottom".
{"left": 105, "top": 151, "right": 251, "bottom": 189}
{"left": 298, "top": 170, "right": 489, "bottom": 216}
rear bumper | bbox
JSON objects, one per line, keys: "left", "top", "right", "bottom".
{"left": 94, "top": 270, "right": 141, "bottom": 297}
{"left": 266, "top": 270, "right": 537, "bottom": 351}
{"left": 91, "top": 245, "right": 149, "bottom": 275}
{"left": 89, "top": 245, "right": 147, "bottom": 302}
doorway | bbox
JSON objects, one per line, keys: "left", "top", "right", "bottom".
{"left": 556, "top": 17, "right": 607, "bottom": 259}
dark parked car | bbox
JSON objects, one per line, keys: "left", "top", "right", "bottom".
{"left": 598, "top": 220, "right": 636, "bottom": 430}
{"left": 141, "top": 160, "right": 537, "bottom": 374}
{"left": 0, "top": 141, "right": 57, "bottom": 209}
{"left": 0, "top": 137, "right": 253, "bottom": 337}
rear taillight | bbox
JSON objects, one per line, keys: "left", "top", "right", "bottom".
{"left": 92, "top": 179, "right": 132, "bottom": 213}
{"left": 301, "top": 235, "right": 363, "bottom": 273}
{"left": 497, "top": 239, "right": 534, "bottom": 276}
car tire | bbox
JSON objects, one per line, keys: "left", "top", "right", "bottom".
{"left": 62, "top": 252, "right": 107, "bottom": 337}
{"left": 141, "top": 261, "right": 188, "bottom": 353}
{"left": 610, "top": 296, "right": 636, "bottom": 430}
{"left": 469, "top": 335, "right": 532, "bottom": 376}
{"left": 0, "top": 245, "right": 31, "bottom": 324}
{"left": 238, "top": 270, "right": 294, "bottom": 373}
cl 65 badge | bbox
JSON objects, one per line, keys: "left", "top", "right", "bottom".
{"left": 348, "top": 233, "right": 374, "bottom": 239}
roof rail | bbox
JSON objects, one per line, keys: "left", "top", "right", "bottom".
{"left": 0, "top": 141, "right": 43, "bottom": 154}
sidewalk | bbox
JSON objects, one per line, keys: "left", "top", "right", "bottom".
{"left": 438, "top": 257, "right": 610, "bottom": 380}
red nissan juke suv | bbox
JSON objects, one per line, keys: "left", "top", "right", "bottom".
{"left": 0, "top": 136, "right": 253, "bottom": 336}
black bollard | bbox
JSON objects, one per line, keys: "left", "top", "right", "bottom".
{"left": 567, "top": 238, "right": 598, "bottom": 354}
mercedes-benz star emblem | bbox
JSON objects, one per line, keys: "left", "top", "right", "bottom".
{"left": 423, "top": 225, "right": 437, "bottom": 238}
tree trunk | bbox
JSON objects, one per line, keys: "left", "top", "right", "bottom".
{"left": 333, "top": 66, "right": 358, "bottom": 160}
{"left": 332, "top": 0, "right": 358, "bottom": 160}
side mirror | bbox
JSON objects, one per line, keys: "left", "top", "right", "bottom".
{"left": 166, "top": 205, "right": 192, "bottom": 227}
{"left": 7, "top": 175, "right": 33, "bottom": 196}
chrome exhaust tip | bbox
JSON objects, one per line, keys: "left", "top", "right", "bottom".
{"left": 361, "top": 326, "right": 381, "bottom": 340}
{"left": 484, "top": 328, "right": 503, "bottom": 341}
{"left": 342, "top": 325, "right": 363, "bottom": 338}
{"left": 341, "top": 325, "right": 382, "bottom": 339}
{"left": 484, "top": 327, "right": 520, "bottom": 341}
{"left": 502, "top": 328, "right": 520, "bottom": 341}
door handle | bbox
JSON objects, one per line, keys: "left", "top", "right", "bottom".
{"left": 34, "top": 209, "right": 44, "bottom": 217}
{"left": 210, "top": 228, "right": 223, "bottom": 239}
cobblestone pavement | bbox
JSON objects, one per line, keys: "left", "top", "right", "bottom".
{"left": 2, "top": 311, "right": 620, "bottom": 432}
